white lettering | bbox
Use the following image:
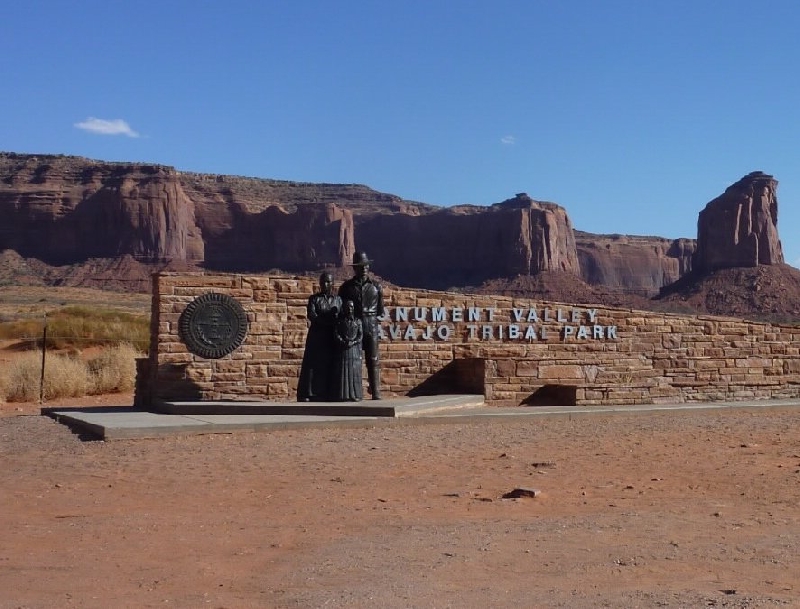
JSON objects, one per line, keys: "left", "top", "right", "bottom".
{"left": 380, "top": 305, "right": 615, "bottom": 342}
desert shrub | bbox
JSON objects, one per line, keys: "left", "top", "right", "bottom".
{"left": 0, "top": 343, "right": 144, "bottom": 402}
{"left": 0, "top": 306, "right": 149, "bottom": 351}
{"left": 87, "top": 343, "right": 143, "bottom": 394}
{"left": 1, "top": 351, "right": 89, "bottom": 402}
{"left": 46, "top": 306, "right": 150, "bottom": 351}
{"left": 0, "top": 318, "right": 42, "bottom": 341}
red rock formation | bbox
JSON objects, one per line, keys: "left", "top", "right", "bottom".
{"left": 693, "top": 171, "right": 784, "bottom": 273}
{"left": 0, "top": 154, "right": 203, "bottom": 264}
{"left": 0, "top": 153, "right": 697, "bottom": 295}
{"left": 4, "top": 154, "right": 798, "bottom": 323}
{"left": 0, "top": 153, "right": 354, "bottom": 272}
{"left": 576, "top": 232, "right": 695, "bottom": 296}
{"left": 353, "top": 193, "right": 579, "bottom": 289}
{"left": 657, "top": 263, "right": 800, "bottom": 322}
{"left": 200, "top": 201, "right": 355, "bottom": 272}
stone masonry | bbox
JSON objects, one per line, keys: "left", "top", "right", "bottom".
{"left": 137, "top": 272, "right": 800, "bottom": 408}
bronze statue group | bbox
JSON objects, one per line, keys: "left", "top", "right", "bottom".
{"left": 296, "top": 252, "right": 383, "bottom": 402}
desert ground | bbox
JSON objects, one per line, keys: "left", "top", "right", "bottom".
{"left": 1, "top": 286, "right": 798, "bottom": 607}
{"left": 1, "top": 393, "right": 798, "bottom": 608}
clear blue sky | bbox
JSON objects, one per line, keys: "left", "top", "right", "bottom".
{"left": 3, "top": 1, "right": 799, "bottom": 267}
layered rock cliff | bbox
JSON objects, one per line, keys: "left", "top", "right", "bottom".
{"left": 353, "top": 193, "right": 579, "bottom": 289}
{"left": 10, "top": 152, "right": 779, "bottom": 298}
{"left": 0, "top": 153, "right": 355, "bottom": 272}
{"left": 0, "top": 154, "right": 204, "bottom": 264}
{"left": 693, "top": 171, "right": 784, "bottom": 273}
{"left": 576, "top": 232, "right": 695, "bottom": 296}
{"left": 0, "top": 154, "right": 588, "bottom": 288}
{"left": 652, "top": 171, "right": 799, "bottom": 321}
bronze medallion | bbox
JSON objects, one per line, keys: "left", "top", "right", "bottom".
{"left": 178, "top": 292, "right": 248, "bottom": 359}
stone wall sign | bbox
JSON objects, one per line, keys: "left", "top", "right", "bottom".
{"left": 145, "top": 273, "right": 800, "bottom": 407}
{"left": 178, "top": 292, "right": 248, "bottom": 359}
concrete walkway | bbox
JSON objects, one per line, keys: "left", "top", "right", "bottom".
{"left": 43, "top": 396, "right": 800, "bottom": 441}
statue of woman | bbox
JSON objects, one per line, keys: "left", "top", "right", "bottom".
{"left": 297, "top": 272, "right": 342, "bottom": 401}
{"left": 332, "top": 300, "right": 364, "bottom": 402}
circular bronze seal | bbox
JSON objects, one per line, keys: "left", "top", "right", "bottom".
{"left": 178, "top": 292, "right": 248, "bottom": 359}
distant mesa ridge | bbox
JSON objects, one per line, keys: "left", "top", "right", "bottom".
{"left": 1, "top": 152, "right": 797, "bottom": 321}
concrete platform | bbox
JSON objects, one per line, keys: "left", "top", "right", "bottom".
{"left": 152, "top": 393, "right": 486, "bottom": 417}
{"left": 44, "top": 394, "right": 485, "bottom": 440}
{"left": 43, "top": 396, "right": 800, "bottom": 441}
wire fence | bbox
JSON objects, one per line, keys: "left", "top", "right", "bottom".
{"left": 1, "top": 314, "right": 146, "bottom": 404}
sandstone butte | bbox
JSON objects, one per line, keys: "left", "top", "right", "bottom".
{"left": 0, "top": 152, "right": 797, "bottom": 321}
{"left": 694, "top": 171, "right": 784, "bottom": 272}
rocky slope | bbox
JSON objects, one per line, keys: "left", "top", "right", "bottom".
{"left": 656, "top": 263, "right": 800, "bottom": 323}
{"left": 652, "top": 171, "right": 798, "bottom": 322}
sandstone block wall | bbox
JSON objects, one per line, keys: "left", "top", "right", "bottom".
{"left": 141, "top": 272, "right": 800, "bottom": 407}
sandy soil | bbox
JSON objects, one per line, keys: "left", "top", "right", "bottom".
{"left": 0, "top": 397, "right": 798, "bottom": 608}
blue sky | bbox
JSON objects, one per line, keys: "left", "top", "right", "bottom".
{"left": 2, "top": 1, "right": 799, "bottom": 267}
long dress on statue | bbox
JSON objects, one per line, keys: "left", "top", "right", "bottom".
{"left": 297, "top": 292, "right": 342, "bottom": 401}
{"left": 333, "top": 315, "right": 363, "bottom": 402}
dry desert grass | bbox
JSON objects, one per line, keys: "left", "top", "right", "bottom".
{"left": 0, "top": 343, "right": 142, "bottom": 403}
{"left": 0, "top": 303, "right": 149, "bottom": 351}
{"left": 0, "top": 286, "right": 149, "bottom": 403}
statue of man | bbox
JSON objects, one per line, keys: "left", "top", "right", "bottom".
{"left": 338, "top": 251, "right": 384, "bottom": 399}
